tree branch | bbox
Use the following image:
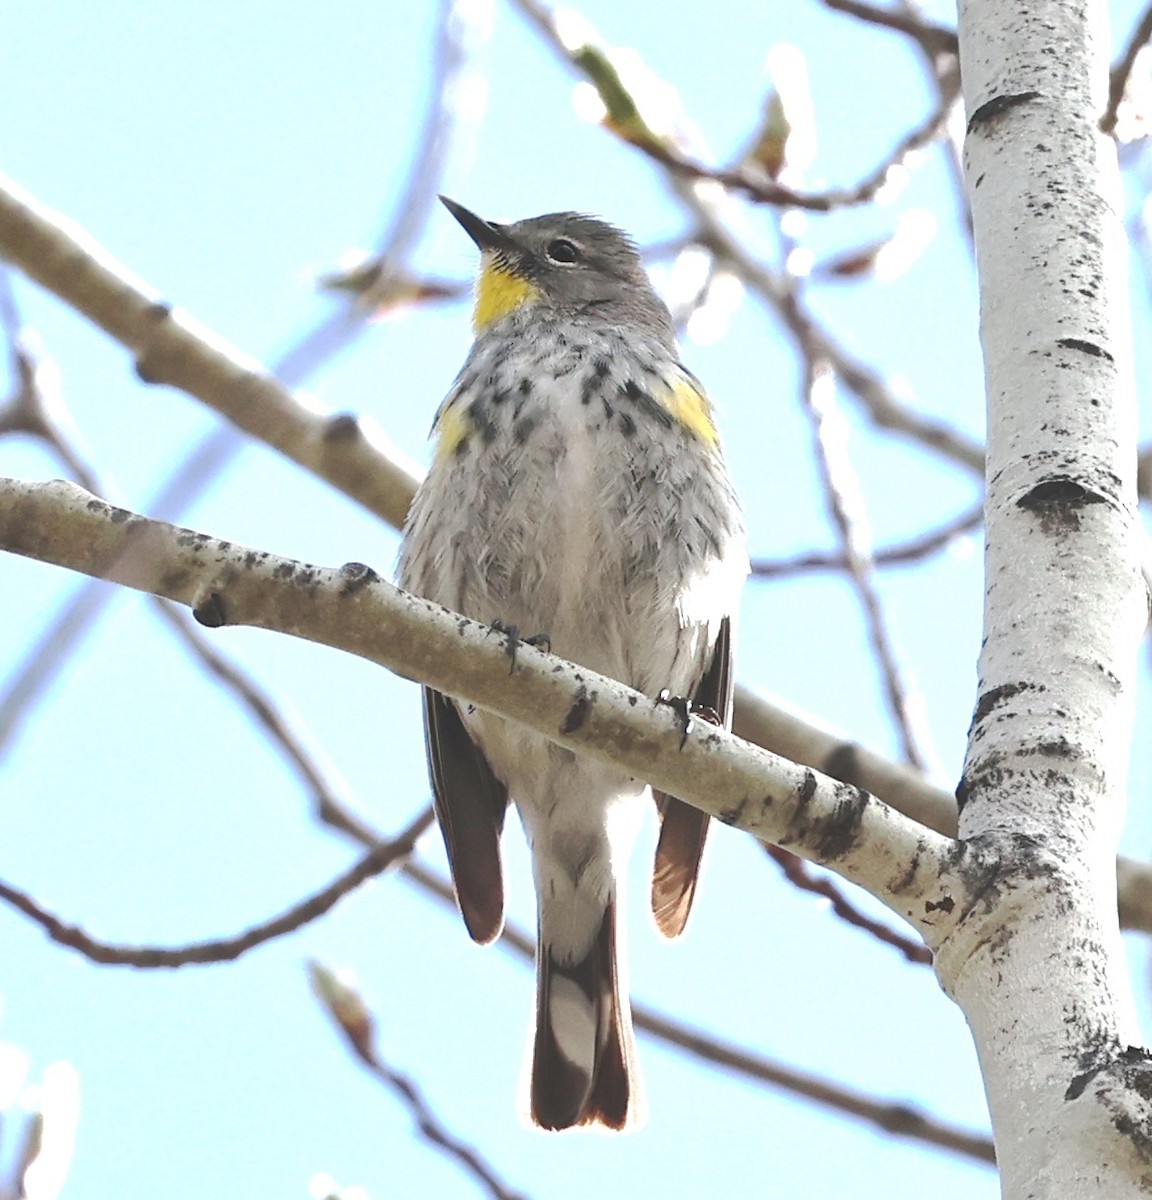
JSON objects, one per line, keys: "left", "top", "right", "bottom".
{"left": 0, "top": 476, "right": 966, "bottom": 941}
{"left": 6, "top": 476, "right": 1152, "bottom": 938}
{"left": 310, "top": 961, "right": 529, "bottom": 1200}
{"left": 799, "top": 354, "right": 936, "bottom": 770}
{"left": 750, "top": 502, "right": 982, "bottom": 578}
{"left": 401, "top": 860, "right": 993, "bottom": 1163}
{"left": 0, "top": 808, "right": 432, "bottom": 967}
{"left": 1103, "top": 2, "right": 1152, "bottom": 137}
{"left": 822, "top": 0, "right": 958, "bottom": 58}
{"left": 0, "top": 172, "right": 420, "bottom": 531}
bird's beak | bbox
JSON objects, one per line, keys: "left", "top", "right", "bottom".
{"left": 439, "top": 196, "right": 518, "bottom": 255}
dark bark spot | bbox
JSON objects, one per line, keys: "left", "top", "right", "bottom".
{"left": 717, "top": 797, "right": 750, "bottom": 826}
{"left": 973, "top": 680, "right": 1036, "bottom": 724}
{"left": 1034, "top": 736, "right": 1077, "bottom": 760}
{"left": 339, "top": 561, "right": 380, "bottom": 593}
{"left": 1017, "top": 477, "right": 1106, "bottom": 534}
{"left": 323, "top": 413, "right": 362, "bottom": 443}
{"left": 134, "top": 303, "right": 176, "bottom": 383}
{"left": 797, "top": 770, "right": 818, "bottom": 808}
{"left": 966, "top": 91, "right": 1041, "bottom": 133}
{"left": 1056, "top": 337, "right": 1113, "bottom": 362}
{"left": 193, "top": 591, "right": 227, "bottom": 628}
{"left": 1018, "top": 478, "right": 1104, "bottom": 510}
{"left": 814, "top": 785, "right": 867, "bottom": 860}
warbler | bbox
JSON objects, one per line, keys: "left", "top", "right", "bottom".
{"left": 398, "top": 197, "right": 746, "bottom": 1132}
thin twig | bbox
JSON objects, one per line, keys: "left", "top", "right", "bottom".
{"left": 365, "top": 1060, "right": 528, "bottom": 1200}
{"left": 0, "top": 268, "right": 102, "bottom": 491}
{"left": 400, "top": 860, "right": 993, "bottom": 1165}
{"left": 750, "top": 501, "right": 983, "bottom": 578}
{"left": 509, "top": 0, "right": 949, "bottom": 213}
{"left": 763, "top": 844, "right": 932, "bottom": 964}
{"left": 822, "top": 0, "right": 958, "bottom": 58}
{"left": 149, "top": 599, "right": 382, "bottom": 846}
{"left": 275, "top": 0, "right": 491, "bottom": 380}
{"left": 721, "top": 235, "right": 985, "bottom": 473}
{"left": 798, "top": 357, "right": 937, "bottom": 769}
{"left": 0, "top": 0, "right": 487, "bottom": 762}
{"left": 311, "top": 961, "right": 530, "bottom": 1200}
{"left": 631, "top": 98, "right": 952, "bottom": 212}
{"left": 0, "top": 808, "right": 433, "bottom": 968}
{"left": 506, "top": 0, "right": 986, "bottom": 477}
{"left": 1103, "top": 2, "right": 1152, "bottom": 136}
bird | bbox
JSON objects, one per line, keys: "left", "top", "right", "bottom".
{"left": 397, "top": 196, "right": 746, "bottom": 1131}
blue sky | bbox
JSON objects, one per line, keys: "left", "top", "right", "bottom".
{"left": 1, "top": 2, "right": 1151, "bottom": 1197}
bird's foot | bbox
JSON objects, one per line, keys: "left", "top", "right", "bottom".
{"left": 490, "top": 620, "right": 552, "bottom": 673}
{"left": 656, "top": 691, "right": 722, "bottom": 750}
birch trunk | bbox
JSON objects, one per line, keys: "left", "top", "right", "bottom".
{"left": 951, "top": 1, "right": 1150, "bottom": 1193}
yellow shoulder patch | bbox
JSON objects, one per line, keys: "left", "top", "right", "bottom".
{"left": 473, "top": 260, "right": 540, "bottom": 331}
{"left": 660, "top": 372, "right": 719, "bottom": 446}
{"left": 432, "top": 401, "right": 471, "bottom": 459}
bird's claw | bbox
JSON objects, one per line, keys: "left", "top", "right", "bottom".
{"left": 490, "top": 620, "right": 551, "bottom": 673}
{"left": 656, "top": 691, "right": 721, "bottom": 750}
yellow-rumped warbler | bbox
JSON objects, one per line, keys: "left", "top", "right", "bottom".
{"left": 398, "top": 197, "right": 747, "bottom": 1131}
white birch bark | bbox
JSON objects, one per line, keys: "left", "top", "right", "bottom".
{"left": 953, "top": 0, "right": 1150, "bottom": 1193}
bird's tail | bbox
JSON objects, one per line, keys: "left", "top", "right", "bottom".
{"left": 529, "top": 893, "right": 638, "bottom": 1131}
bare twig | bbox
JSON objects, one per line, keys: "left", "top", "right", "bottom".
{"left": 591, "top": 97, "right": 951, "bottom": 213}
{"left": 0, "top": 268, "right": 102, "bottom": 490}
{"left": 822, "top": 0, "right": 958, "bottom": 58}
{"left": 310, "top": 962, "right": 529, "bottom": 1200}
{"left": 0, "top": 808, "right": 432, "bottom": 968}
{"left": 0, "top": 0, "right": 487, "bottom": 761}
{"left": 510, "top": 0, "right": 950, "bottom": 213}
{"left": 751, "top": 502, "right": 982, "bottom": 578}
{"left": 506, "top": 0, "right": 986, "bottom": 477}
{"left": 763, "top": 844, "right": 932, "bottom": 964}
{"left": 640, "top": 1002, "right": 994, "bottom": 1162}
{"left": 799, "top": 356, "right": 936, "bottom": 769}
{"left": 275, "top": 0, "right": 490, "bottom": 380}
{"left": 401, "top": 860, "right": 992, "bottom": 1164}
{"left": 713, "top": 230, "right": 985, "bottom": 474}
{"left": 364, "top": 1057, "right": 528, "bottom": 1200}
{"left": 1103, "top": 3, "right": 1152, "bottom": 136}
{"left": 149, "top": 599, "right": 382, "bottom": 845}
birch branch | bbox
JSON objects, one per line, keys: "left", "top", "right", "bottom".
{"left": 6, "top": 168, "right": 1152, "bottom": 940}
{"left": 0, "top": 476, "right": 968, "bottom": 940}
{"left": 0, "top": 172, "right": 420, "bottom": 531}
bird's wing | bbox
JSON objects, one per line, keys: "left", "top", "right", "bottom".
{"left": 650, "top": 614, "right": 733, "bottom": 939}
{"left": 423, "top": 687, "right": 509, "bottom": 944}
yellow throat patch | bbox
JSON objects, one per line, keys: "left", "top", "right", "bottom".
{"left": 473, "top": 257, "right": 540, "bottom": 331}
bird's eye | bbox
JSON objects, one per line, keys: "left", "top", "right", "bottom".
{"left": 546, "top": 238, "right": 581, "bottom": 264}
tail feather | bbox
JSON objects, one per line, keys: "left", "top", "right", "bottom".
{"left": 530, "top": 895, "right": 635, "bottom": 1131}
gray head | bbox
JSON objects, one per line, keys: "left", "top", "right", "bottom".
{"left": 440, "top": 196, "right": 675, "bottom": 346}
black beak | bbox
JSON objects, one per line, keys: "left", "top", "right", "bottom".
{"left": 439, "top": 196, "right": 517, "bottom": 254}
